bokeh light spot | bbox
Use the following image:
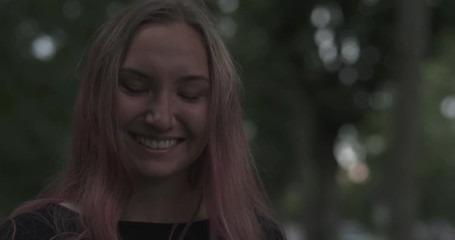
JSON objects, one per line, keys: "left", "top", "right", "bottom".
{"left": 334, "top": 125, "right": 365, "bottom": 169}
{"left": 31, "top": 34, "right": 57, "bottom": 61}
{"left": 369, "top": 90, "right": 393, "bottom": 110}
{"left": 347, "top": 162, "right": 369, "bottom": 183}
{"left": 319, "top": 41, "right": 338, "bottom": 64}
{"left": 16, "top": 19, "right": 39, "bottom": 39}
{"left": 314, "top": 28, "right": 334, "bottom": 46}
{"left": 335, "top": 125, "right": 369, "bottom": 184}
{"left": 243, "top": 120, "right": 257, "bottom": 141}
{"left": 341, "top": 37, "right": 361, "bottom": 64}
{"left": 311, "top": 6, "right": 331, "bottom": 28}
{"left": 216, "top": 0, "right": 239, "bottom": 14}
{"left": 218, "top": 16, "right": 237, "bottom": 39}
{"left": 440, "top": 96, "right": 455, "bottom": 119}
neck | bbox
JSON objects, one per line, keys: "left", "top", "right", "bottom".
{"left": 121, "top": 173, "right": 206, "bottom": 223}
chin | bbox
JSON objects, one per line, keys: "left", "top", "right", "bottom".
{"left": 132, "top": 162, "right": 190, "bottom": 181}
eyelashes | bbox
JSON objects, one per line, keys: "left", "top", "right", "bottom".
{"left": 119, "top": 80, "right": 207, "bottom": 102}
{"left": 120, "top": 82, "right": 149, "bottom": 94}
{"left": 177, "top": 92, "right": 202, "bottom": 101}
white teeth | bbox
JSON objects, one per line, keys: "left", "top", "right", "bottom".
{"left": 136, "top": 136, "right": 178, "bottom": 150}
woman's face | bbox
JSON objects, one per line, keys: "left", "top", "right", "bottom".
{"left": 115, "top": 22, "right": 210, "bottom": 180}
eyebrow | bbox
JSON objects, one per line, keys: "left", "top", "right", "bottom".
{"left": 118, "top": 68, "right": 210, "bottom": 83}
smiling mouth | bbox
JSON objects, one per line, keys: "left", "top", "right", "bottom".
{"left": 133, "top": 134, "right": 180, "bottom": 150}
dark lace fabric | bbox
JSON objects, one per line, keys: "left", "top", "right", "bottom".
{"left": 0, "top": 204, "right": 285, "bottom": 240}
{"left": 0, "top": 203, "right": 208, "bottom": 240}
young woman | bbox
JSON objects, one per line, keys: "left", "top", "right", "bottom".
{"left": 0, "top": 0, "right": 285, "bottom": 239}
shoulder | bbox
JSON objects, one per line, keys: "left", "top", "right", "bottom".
{"left": 0, "top": 203, "right": 80, "bottom": 240}
{"left": 0, "top": 211, "right": 55, "bottom": 240}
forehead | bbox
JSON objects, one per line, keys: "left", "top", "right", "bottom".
{"left": 128, "top": 22, "right": 206, "bottom": 56}
{"left": 122, "top": 22, "right": 209, "bottom": 75}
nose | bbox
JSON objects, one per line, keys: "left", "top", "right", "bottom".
{"left": 144, "top": 93, "right": 175, "bottom": 131}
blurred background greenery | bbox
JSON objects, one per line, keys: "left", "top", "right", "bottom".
{"left": 1, "top": 0, "right": 455, "bottom": 239}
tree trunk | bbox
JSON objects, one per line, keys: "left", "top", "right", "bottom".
{"left": 386, "top": 0, "right": 429, "bottom": 239}
{"left": 304, "top": 122, "right": 340, "bottom": 240}
{"left": 294, "top": 96, "right": 340, "bottom": 240}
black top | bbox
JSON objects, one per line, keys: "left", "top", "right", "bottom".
{"left": 0, "top": 203, "right": 208, "bottom": 240}
{"left": 0, "top": 204, "right": 285, "bottom": 240}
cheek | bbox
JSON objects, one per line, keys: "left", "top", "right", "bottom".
{"left": 178, "top": 103, "right": 207, "bottom": 137}
{"left": 115, "top": 94, "right": 142, "bottom": 126}
{"left": 189, "top": 106, "right": 208, "bottom": 137}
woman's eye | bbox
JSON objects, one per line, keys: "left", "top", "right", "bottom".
{"left": 121, "top": 83, "right": 148, "bottom": 94}
{"left": 178, "top": 92, "right": 201, "bottom": 101}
